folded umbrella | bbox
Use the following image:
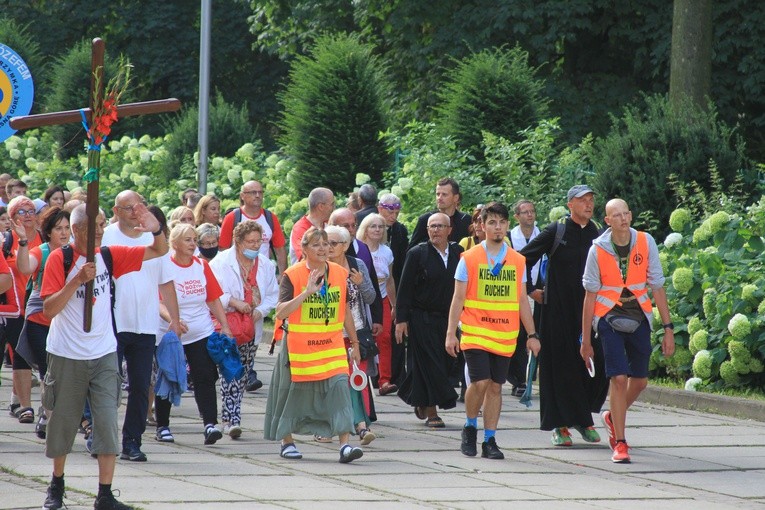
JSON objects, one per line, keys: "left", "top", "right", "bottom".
{"left": 519, "top": 354, "right": 537, "bottom": 408}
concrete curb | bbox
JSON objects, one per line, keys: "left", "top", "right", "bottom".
{"left": 640, "top": 384, "right": 765, "bottom": 422}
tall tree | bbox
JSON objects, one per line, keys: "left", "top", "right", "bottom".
{"left": 669, "top": 0, "right": 713, "bottom": 109}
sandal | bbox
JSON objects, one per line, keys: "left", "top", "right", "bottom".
{"left": 155, "top": 426, "right": 175, "bottom": 443}
{"left": 280, "top": 442, "right": 303, "bottom": 459}
{"left": 16, "top": 407, "right": 34, "bottom": 424}
{"left": 414, "top": 406, "right": 426, "bottom": 420}
{"left": 314, "top": 434, "right": 333, "bottom": 443}
{"left": 425, "top": 416, "right": 445, "bottom": 428}
{"left": 358, "top": 428, "right": 376, "bottom": 446}
{"left": 8, "top": 402, "right": 20, "bottom": 417}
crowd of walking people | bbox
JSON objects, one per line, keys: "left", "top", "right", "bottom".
{"left": 0, "top": 172, "right": 674, "bottom": 509}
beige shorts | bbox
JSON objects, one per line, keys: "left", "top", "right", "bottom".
{"left": 43, "top": 351, "right": 122, "bottom": 458}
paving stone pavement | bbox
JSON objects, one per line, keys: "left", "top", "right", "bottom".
{"left": 2, "top": 345, "right": 765, "bottom": 510}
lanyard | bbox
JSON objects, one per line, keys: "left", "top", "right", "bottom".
{"left": 482, "top": 241, "right": 507, "bottom": 276}
{"left": 612, "top": 242, "right": 629, "bottom": 283}
{"left": 317, "top": 264, "right": 331, "bottom": 326}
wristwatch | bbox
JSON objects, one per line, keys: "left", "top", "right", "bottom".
{"left": 662, "top": 323, "right": 674, "bottom": 330}
{"left": 152, "top": 228, "right": 163, "bottom": 236}
{"left": 528, "top": 332, "right": 540, "bottom": 340}
{"left": 18, "top": 239, "right": 28, "bottom": 247}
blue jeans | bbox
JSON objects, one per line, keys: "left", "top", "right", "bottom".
{"left": 117, "top": 332, "right": 155, "bottom": 446}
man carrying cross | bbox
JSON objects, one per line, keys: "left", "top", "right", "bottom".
{"left": 41, "top": 203, "right": 167, "bottom": 510}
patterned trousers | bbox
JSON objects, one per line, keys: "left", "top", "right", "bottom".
{"left": 220, "top": 341, "right": 257, "bottom": 426}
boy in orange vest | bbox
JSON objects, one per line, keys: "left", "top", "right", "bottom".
{"left": 446, "top": 202, "right": 540, "bottom": 460}
{"left": 580, "top": 198, "right": 674, "bottom": 463}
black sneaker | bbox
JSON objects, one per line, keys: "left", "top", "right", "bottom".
{"left": 204, "top": 425, "right": 222, "bottom": 445}
{"left": 43, "top": 479, "right": 65, "bottom": 509}
{"left": 245, "top": 369, "right": 263, "bottom": 392}
{"left": 461, "top": 425, "right": 477, "bottom": 457}
{"left": 94, "top": 489, "right": 134, "bottom": 510}
{"left": 120, "top": 440, "right": 147, "bottom": 462}
{"left": 481, "top": 437, "right": 505, "bottom": 460}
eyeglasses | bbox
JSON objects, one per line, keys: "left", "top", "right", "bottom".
{"left": 16, "top": 209, "right": 36, "bottom": 216}
{"left": 199, "top": 241, "right": 218, "bottom": 248}
{"left": 427, "top": 224, "right": 449, "bottom": 231}
{"left": 369, "top": 224, "right": 385, "bottom": 229}
{"left": 241, "top": 190, "right": 264, "bottom": 195}
{"left": 379, "top": 203, "right": 401, "bottom": 211}
{"left": 328, "top": 240, "right": 347, "bottom": 247}
{"left": 518, "top": 210, "right": 536, "bottom": 216}
{"left": 115, "top": 203, "right": 144, "bottom": 213}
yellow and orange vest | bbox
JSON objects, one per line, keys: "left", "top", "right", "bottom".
{"left": 459, "top": 244, "right": 525, "bottom": 356}
{"left": 284, "top": 260, "right": 348, "bottom": 382}
{"left": 593, "top": 231, "right": 653, "bottom": 320}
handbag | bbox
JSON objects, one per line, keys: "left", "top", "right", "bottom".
{"left": 604, "top": 313, "right": 643, "bottom": 334}
{"left": 214, "top": 311, "right": 255, "bottom": 345}
{"left": 355, "top": 326, "right": 379, "bottom": 360}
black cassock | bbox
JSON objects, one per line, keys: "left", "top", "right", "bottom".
{"left": 396, "top": 241, "right": 462, "bottom": 410}
{"left": 521, "top": 218, "right": 609, "bottom": 430}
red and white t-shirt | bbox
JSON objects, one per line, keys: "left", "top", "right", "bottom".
{"left": 6, "top": 230, "right": 42, "bottom": 315}
{"left": 166, "top": 255, "right": 223, "bottom": 345}
{"left": 219, "top": 207, "right": 286, "bottom": 254}
{"left": 41, "top": 246, "right": 144, "bottom": 360}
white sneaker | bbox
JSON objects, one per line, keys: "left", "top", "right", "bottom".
{"left": 225, "top": 424, "right": 242, "bottom": 439}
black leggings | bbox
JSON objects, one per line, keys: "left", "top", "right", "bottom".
{"left": 155, "top": 337, "right": 219, "bottom": 427}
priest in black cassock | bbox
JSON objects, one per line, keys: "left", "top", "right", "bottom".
{"left": 396, "top": 213, "right": 462, "bottom": 427}
{"left": 520, "top": 185, "right": 609, "bottom": 446}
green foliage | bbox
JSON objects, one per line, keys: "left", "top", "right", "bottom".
{"left": 482, "top": 119, "right": 593, "bottom": 225}
{"left": 379, "top": 121, "right": 498, "bottom": 232}
{"left": 657, "top": 199, "right": 765, "bottom": 390}
{"left": 435, "top": 46, "right": 549, "bottom": 160}
{"left": 590, "top": 95, "right": 753, "bottom": 238}
{"left": 279, "top": 33, "right": 392, "bottom": 198}
{"left": 162, "top": 93, "right": 256, "bottom": 180}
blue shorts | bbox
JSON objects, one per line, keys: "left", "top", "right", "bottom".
{"left": 597, "top": 318, "right": 651, "bottom": 378}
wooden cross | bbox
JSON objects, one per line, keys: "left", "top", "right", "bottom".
{"left": 10, "top": 38, "right": 181, "bottom": 331}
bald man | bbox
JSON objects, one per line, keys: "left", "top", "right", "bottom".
{"left": 289, "top": 187, "right": 335, "bottom": 264}
{"left": 103, "top": 190, "right": 181, "bottom": 463}
{"left": 580, "top": 198, "right": 674, "bottom": 464}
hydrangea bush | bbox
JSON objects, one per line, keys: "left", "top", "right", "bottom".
{"left": 658, "top": 200, "right": 765, "bottom": 390}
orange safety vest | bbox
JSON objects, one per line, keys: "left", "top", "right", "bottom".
{"left": 593, "top": 231, "right": 653, "bottom": 320}
{"left": 284, "top": 260, "right": 348, "bottom": 382}
{"left": 459, "top": 244, "right": 524, "bottom": 356}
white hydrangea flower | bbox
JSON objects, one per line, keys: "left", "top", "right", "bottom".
{"left": 664, "top": 232, "right": 682, "bottom": 248}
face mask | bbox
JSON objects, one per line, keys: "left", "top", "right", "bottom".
{"left": 242, "top": 248, "right": 259, "bottom": 260}
{"left": 198, "top": 246, "right": 219, "bottom": 259}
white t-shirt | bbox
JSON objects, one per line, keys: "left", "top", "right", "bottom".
{"left": 164, "top": 255, "right": 223, "bottom": 345}
{"left": 370, "top": 244, "right": 394, "bottom": 299}
{"left": 42, "top": 246, "right": 144, "bottom": 360}
{"left": 102, "top": 224, "right": 172, "bottom": 334}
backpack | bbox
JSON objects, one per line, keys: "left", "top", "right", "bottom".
{"left": 60, "top": 245, "right": 117, "bottom": 334}
{"left": 540, "top": 216, "right": 602, "bottom": 304}
{"left": 1, "top": 231, "right": 13, "bottom": 259}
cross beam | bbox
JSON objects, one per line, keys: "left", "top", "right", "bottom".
{"left": 9, "top": 37, "right": 182, "bottom": 331}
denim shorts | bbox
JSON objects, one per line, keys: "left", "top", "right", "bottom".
{"left": 597, "top": 318, "right": 651, "bottom": 378}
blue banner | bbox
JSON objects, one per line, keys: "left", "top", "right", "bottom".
{"left": 0, "top": 43, "right": 35, "bottom": 142}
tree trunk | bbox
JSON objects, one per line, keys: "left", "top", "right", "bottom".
{"left": 669, "top": 0, "right": 713, "bottom": 109}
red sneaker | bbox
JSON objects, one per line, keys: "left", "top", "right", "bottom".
{"left": 612, "top": 441, "right": 631, "bottom": 463}
{"left": 601, "top": 410, "right": 616, "bottom": 451}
